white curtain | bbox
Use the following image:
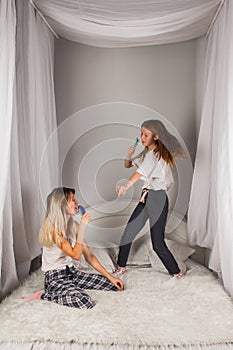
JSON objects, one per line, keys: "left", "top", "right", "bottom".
{"left": 0, "top": 0, "right": 18, "bottom": 296}
{"left": 34, "top": 0, "right": 220, "bottom": 47}
{"left": 0, "top": 0, "right": 59, "bottom": 299}
{"left": 188, "top": 0, "right": 233, "bottom": 297}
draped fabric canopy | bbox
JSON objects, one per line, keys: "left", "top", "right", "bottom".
{"left": 1, "top": 0, "right": 233, "bottom": 299}
{"left": 34, "top": 0, "right": 220, "bottom": 47}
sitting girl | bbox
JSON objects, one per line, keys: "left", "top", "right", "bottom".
{"left": 38, "top": 187, "right": 124, "bottom": 309}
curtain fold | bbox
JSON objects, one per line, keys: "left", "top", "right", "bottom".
{"left": 16, "top": 0, "right": 59, "bottom": 261}
{"left": 34, "top": 0, "right": 220, "bottom": 47}
{"left": 0, "top": 0, "right": 19, "bottom": 297}
{"left": 188, "top": 0, "right": 233, "bottom": 297}
{"left": 0, "top": 0, "right": 59, "bottom": 299}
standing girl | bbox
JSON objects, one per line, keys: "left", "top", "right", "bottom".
{"left": 115, "top": 120, "right": 185, "bottom": 278}
{"left": 39, "top": 187, "right": 123, "bottom": 309}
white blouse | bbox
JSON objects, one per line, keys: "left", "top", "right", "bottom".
{"left": 132, "top": 150, "right": 174, "bottom": 191}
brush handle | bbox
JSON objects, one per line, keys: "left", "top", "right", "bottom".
{"left": 78, "top": 205, "right": 86, "bottom": 216}
{"left": 134, "top": 137, "right": 139, "bottom": 146}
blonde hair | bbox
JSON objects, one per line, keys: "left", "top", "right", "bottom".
{"left": 38, "top": 187, "right": 75, "bottom": 248}
{"left": 135, "top": 119, "right": 185, "bottom": 166}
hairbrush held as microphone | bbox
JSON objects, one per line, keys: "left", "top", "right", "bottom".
{"left": 134, "top": 137, "right": 139, "bottom": 146}
{"left": 78, "top": 205, "right": 86, "bottom": 216}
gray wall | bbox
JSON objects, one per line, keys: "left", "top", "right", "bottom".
{"left": 55, "top": 39, "right": 197, "bottom": 155}
{"left": 54, "top": 38, "right": 206, "bottom": 217}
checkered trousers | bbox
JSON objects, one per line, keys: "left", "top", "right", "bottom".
{"left": 41, "top": 265, "right": 118, "bottom": 309}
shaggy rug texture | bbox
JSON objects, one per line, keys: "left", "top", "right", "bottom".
{"left": 0, "top": 260, "right": 233, "bottom": 350}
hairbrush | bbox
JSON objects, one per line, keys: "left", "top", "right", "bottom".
{"left": 134, "top": 137, "right": 139, "bottom": 146}
{"left": 78, "top": 205, "right": 86, "bottom": 216}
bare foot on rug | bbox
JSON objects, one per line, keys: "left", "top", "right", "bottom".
{"left": 173, "top": 272, "right": 185, "bottom": 279}
{"left": 21, "top": 290, "right": 44, "bottom": 300}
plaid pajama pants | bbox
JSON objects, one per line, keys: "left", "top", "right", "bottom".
{"left": 41, "top": 265, "right": 118, "bottom": 309}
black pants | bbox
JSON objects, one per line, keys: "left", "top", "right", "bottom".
{"left": 117, "top": 190, "right": 180, "bottom": 275}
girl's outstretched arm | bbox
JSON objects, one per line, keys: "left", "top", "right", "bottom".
{"left": 117, "top": 172, "right": 142, "bottom": 196}
{"left": 82, "top": 244, "right": 124, "bottom": 291}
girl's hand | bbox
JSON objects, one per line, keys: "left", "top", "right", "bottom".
{"left": 110, "top": 276, "right": 124, "bottom": 291}
{"left": 117, "top": 181, "right": 132, "bottom": 197}
{"left": 81, "top": 212, "right": 91, "bottom": 225}
{"left": 126, "top": 146, "right": 136, "bottom": 160}
{"left": 117, "top": 185, "right": 127, "bottom": 197}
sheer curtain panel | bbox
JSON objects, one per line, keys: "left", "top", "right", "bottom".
{"left": 0, "top": 0, "right": 19, "bottom": 297}
{"left": 188, "top": 0, "right": 233, "bottom": 297}
{"left": 0, "top": 0, "right": 59, "bottom": 299}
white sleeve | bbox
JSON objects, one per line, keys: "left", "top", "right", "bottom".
{"left": 132, "top": 157, "right": 140, "bottom": 167}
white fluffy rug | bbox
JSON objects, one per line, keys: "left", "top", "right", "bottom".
{"left": 0, "top": 260, "right": 233, "bottom": 350}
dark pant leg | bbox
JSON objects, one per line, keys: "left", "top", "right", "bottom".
{"left": 117, "top": 202, "right": 148, "bottom": 267}
{"left": 146, "top": 190, "right": 180, "bottom": 275}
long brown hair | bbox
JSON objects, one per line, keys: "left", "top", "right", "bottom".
{"left": 135, "top": 119, "right": 185, "bottom": 166}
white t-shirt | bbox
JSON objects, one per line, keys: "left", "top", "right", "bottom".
{"left": 41, "top": 244, "right": 73, "bottom": 273}
{"left": 41, "top": 226, "right": 77, "bottom": 273}
{"left": 132, "top": 150, "right": 174, "bottom": 191}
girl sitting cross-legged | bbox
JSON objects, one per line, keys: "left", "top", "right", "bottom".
{"left": 38, "top": 187, "right": 124, "bottom": 309}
